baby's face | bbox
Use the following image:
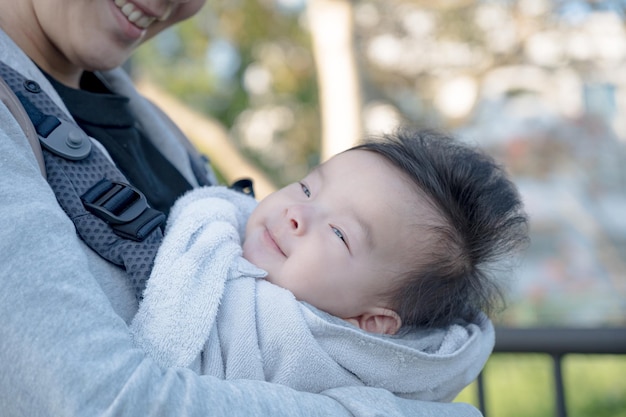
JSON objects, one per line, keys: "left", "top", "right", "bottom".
{"left": 243, "top": 150, "right": 430, "bottom": 321}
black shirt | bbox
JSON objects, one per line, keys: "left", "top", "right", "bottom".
{"left": 44, "top": 71, "right": 192, "bottom": 216}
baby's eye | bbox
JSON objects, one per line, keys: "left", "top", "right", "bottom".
{"left": 300, "top": 182, "right": 311, "bottom": 198}
{"left": 331, "top": 226, "right": 348, "bottom": 247}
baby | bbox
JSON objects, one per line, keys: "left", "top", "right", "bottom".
{"left": 131, "top": 127, "right": 529, "bottom": 401}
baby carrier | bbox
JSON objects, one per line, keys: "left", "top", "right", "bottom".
{"left": 0, "top": 61, "right": 213, "bottom": 300}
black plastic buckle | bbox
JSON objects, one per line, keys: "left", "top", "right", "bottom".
{"left": 230, "top": 178, "right": 255, "bottom": 198}
{"left": 81, "top": 178, "right": 165, "bottom": 242}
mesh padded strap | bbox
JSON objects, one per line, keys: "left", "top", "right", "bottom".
{"left": 0, "top": 61, "right": 163, "bottom": 299}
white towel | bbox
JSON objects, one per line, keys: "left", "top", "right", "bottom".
{"left": 130, "top": 186, "right": 266, "bottom": 368}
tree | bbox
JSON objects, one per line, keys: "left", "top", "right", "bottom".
{"left": 308, "top": 0, "right": 363, "bottom": 160}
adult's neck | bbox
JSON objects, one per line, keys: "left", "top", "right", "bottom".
{"left": 0, "top": 1, "right": 83, "bottom": 88}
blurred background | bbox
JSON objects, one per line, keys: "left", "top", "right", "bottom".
{"left": 130, "top": 0, "right": 625, "bottom": 415}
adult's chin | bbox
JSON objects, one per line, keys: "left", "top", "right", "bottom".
{"left": 79, "top": 47, "right": 137, "bottom": 73}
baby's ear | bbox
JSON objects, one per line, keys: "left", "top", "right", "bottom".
{"left": 346, "top": 308, "right": 401, "bottom": 335}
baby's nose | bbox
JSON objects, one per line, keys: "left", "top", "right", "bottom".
{"left": 286, "top": 205, "right": 310, "bottom": 235}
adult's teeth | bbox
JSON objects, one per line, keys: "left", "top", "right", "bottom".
{"left": 136, "top": 16, "right": 155, "bottom": 27}
{"left": 121, "top": 3, "right": 135, "bottom": 15}
{"left": 128, "top": 10, "right": 143, "bottom": 23}
{"left": 114, "top": 0, "right": 155, "bottom": 29}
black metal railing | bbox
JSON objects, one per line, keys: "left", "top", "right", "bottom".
{"left": 477, "top": 327, "right": 626, "bottom": 417}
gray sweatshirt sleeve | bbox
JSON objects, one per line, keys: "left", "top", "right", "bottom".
{"left": 0, "top": 101, "right": 482, "bottom": 417}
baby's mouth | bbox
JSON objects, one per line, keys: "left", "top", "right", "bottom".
{"left": 266, "top": 228, "right": 287, "bottom": 257}
{"left": 113, "top": 0, "right": 158, "bottom": 29}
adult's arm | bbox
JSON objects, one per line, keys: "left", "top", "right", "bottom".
{"left": 0, "top": 102, "right": 481, "bottom": 417}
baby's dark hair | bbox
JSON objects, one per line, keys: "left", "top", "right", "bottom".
{"left": 352, "top": 128, "right": 529, "bottom": 329}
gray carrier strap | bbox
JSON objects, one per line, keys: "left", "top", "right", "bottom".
{"left": 0, "top": 61, "right": 163, "bottom": 300}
